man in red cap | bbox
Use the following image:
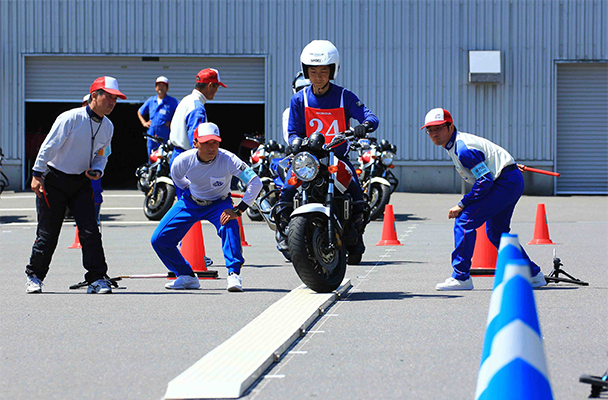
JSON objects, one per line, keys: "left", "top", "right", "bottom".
{"left": 421, "top": 108, "right": 546, "bottom": 291}
{"left": 151, "top": 122, "right": 261, "bottom": 292}
{"left": 169, "top": 68, "right": 227, "bottom": 174}
{"left": 25, "top": 76, "right": 126, "bottom": 294}
{"left": 168, "top": 68, "right": 226, "bottom": 268}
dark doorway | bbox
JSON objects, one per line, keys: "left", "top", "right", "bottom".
{"left": 25, "top": 102, "right": 264, "bottom": 188}
{"left": 205, "top": 103, "right": 265, "bottom": 159}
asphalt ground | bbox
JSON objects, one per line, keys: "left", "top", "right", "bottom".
{"left": 1, "top": 190, "right": 606, "bottom": 400}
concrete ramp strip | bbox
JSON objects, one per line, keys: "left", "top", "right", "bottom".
{"left": 164, "top": 279, "right": 352, "bottom": 399}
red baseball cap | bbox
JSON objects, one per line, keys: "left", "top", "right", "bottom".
{"left": 194, "top": 122, "right": 222, "bottom": 143}
{"left": 90, "top": 76, "right": 127, "bottom": 99}
{"left": 196, "top": 68, "right": 227, "bottom": 87}
{"left": 420, "top": 108, "right": 453, "bottom": 130}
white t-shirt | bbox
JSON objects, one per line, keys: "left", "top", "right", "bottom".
{"left": 171, "top": 148, "right": 262, "bottom": 206}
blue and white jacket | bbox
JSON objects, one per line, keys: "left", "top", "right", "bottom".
{"left": 445, "top": 130, "right": 516, "bottom": 207}
{"left": 169, "top": 89, "right": 208, "bottom": 150}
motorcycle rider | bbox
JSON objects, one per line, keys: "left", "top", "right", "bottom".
{"left": 278, "top": 40, "right": 379, "bottom": 258}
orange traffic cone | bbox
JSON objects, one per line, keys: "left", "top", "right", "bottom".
{"left": 178, "top": 222, "right": 218, "bottom": 279}
{"left": 470, "top": 223, "right": 497, "bottom": 276}
{"left": 68, "top": 227, "right": 82, "bottom": 249}
{"left": 375, "top": 205, "right": 403, "bottom": 246}
{"left": 237, "top": 216, "right": 250, "bottom": 247}
{"left": 528, "top": 203, "right": 554, "bottom": 245}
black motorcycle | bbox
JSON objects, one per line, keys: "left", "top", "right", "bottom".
{"left": 277, "top": 129, "right": 370, "bottom": 293}
{"left": 0, "top": 147, "right": 9, "bottom": 195}
{"left": 353, "top": 137, "right": 399, "bottom": 220}
{"left": 244, "top": 139, "right": 286, "bottom": 221}
{"left": 135, "top": 134, "right": 175, "bottom": 220}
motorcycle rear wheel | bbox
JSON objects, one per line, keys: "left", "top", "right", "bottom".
{"left": 288, "top": 214, "right": 346, "bottom": 293}
{"left": 368, "top": 182, "right": 391, "bottom": 220}
{"left": 143, "top": 183, "right": 175, "bottom": 221}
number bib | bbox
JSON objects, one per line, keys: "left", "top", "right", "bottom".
{"left": 303, "top": 87, "right": 347, "bottom": 144}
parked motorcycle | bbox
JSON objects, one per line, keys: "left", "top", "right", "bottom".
{"left": 135, "top": 134, "right": 175, "bottom": 220}
{"left": 353, "top": 137, "right": 399, "bottom": 220}
{"left": 255, "top": 155, "right": 291, "bottom": 260}
{"left": 0, "top": 147, "right": 9, "bottom": 195}
{"left": 274, "top": 129, "right": 370, "bottom": 293}
{"left": 245, "top": 139, "right": 286, "bottom": 221}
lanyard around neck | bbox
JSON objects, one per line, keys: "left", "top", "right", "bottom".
{"left": 89, "top": 117, "right": 103, "bottom": 169}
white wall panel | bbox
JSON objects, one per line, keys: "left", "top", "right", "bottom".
{"left": 1, "top": 0, "right": 607, "bottom": 192}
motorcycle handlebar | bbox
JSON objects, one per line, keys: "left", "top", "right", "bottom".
{"left": 142, "top": 133, "right": 167, "bottom": 144}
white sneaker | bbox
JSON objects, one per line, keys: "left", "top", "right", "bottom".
{"left": 87, "top": 279, "right": 113, "bottom": 294}
{"left": 165, "top": 274, "right": 200, "bottom": 290}
{"left": 26, "top": 275, "right": 43, "bottom": 294}
{"left": 436, "top": 277, "right": 474, "bottom": 291}
{"left": 227, "top": 272, "right": 243, "bottom": 292}
{"left": 205, "top": 256, "right": 213, "bottom": 268}
{"left": 530, "top": 271, "right": 547, "bottom": 288}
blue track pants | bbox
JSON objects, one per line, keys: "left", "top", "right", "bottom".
{"left": 151, "top": 196, "right": 243, "bottom": 276}
{"left": 452, "top": 168, "right": 541, "bottom": 280}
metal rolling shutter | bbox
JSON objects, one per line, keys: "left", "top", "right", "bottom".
{"left": 24, "top": 56, "right": 265, "bottom": 104}
{"left": 556, "top": 63, "right": 608, "bottom": 194}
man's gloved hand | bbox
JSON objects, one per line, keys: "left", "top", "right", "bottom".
{"left": 353, "top": 124, "right": 368, "bottom": 138}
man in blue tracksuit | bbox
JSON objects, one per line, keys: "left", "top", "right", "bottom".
{"left": 169, "top": 68, "right": 226, "bottom": 170}
{"left": 278, "top": 40, "right": 379, "bottom": 257}
{"left": 137, "top": 76, "right": 178, "bottom": 160}
{"left": 421, "top": 108, "right": 547, "bottom": 291}
{"left": 151, "top": 122, "right": 261, "bottom": 292}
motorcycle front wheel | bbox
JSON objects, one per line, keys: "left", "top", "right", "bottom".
{"left": 368, "top": 182, "right": 391, "bottom": 220}
{"left": 143, "top": 183, "right": 176, "bottom": 220}
{"left": 288, "top": 214, "right": 346, "bottom": 293}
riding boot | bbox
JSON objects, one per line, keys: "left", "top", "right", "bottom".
{"left": 275, "top": 206, "right": 292, "bottom": 252}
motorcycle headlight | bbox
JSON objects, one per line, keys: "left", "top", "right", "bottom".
{"left": 292, "top": 152, "right": 319, "bottom": 182}
{"left": 269, "top": 150, "right": 283, "bottom": 160}
{"left": 381, "top": 151, "right": 395, "bottom": 166}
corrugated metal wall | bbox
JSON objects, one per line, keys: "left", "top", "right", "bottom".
{"left": 1, "top": 0, "right": 607, "bottom": 183}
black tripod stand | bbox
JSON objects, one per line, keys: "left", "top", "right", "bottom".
{"left": 545, "top": 249, "right": 589, "bottom": 286}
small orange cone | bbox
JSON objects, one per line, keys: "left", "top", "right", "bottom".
{"left": 237, "top": 216, "right": 250, "bottom": 247}
{"left": 375, "top": 205, "right": 403, "bottom": 246}
{"left": 68, "top": 227, "right": 82, "bottom": 249}
{"left": 178, "top": 222, "right": 218, "bottom": 279}
{"left": 470, "top": 223, "right": 497, "bottom": 276}
{"left": 528, "top": 203, "right": 554, "bottom": 245}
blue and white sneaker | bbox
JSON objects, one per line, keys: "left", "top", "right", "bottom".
{"left": 26, "top": 275, "right": 43, "bottom": 294}
{"left": 87, "top": 279, "right": 113, "bottom": 294}
{"left": 531, "top": 271, "right": 548, "bottom": 288}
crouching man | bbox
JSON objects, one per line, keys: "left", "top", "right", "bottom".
{"left": 151, "top": 122, "right": 261, "bottom": 292}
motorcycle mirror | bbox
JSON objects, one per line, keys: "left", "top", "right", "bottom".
{"left": 308, "top": 133, "right": 325, "bottom": 151}
{"left": 291, "top": 137, "right": 303, "bottom": 153}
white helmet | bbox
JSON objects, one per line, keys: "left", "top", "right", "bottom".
{"left": 300, "top": 40, "right": 340, "bottom": 80}
{"left": 292, "top": 71, "right": 311, "bottom": 94}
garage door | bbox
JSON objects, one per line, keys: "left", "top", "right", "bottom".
{"left": 24, "top": 55, "right": 265, "bottom": 104}
{"left": 556, "top": 63, "right": 608, "bottom": 194}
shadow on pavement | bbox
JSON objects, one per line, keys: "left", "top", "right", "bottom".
{"left": 393, "top": 213, "right": 427, "bottom": 222}
{"left": 0, "top": 215, "right": 30, "bottom": 223}
{"left": 344, "top": 291, "right": 462, "bottom": 301}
